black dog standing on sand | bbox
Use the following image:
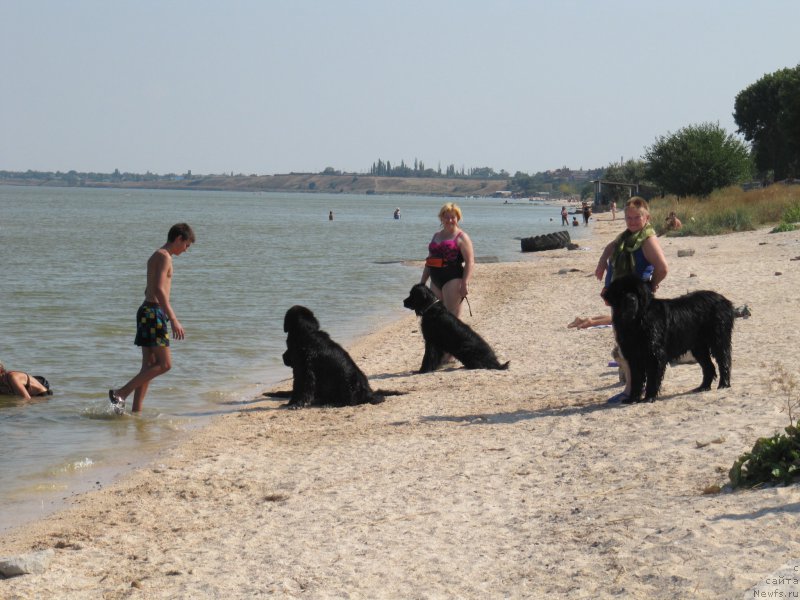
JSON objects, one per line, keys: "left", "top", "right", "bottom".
{"left": 403, "top": 283, "right": 510, "bottom": 373}
{"left": 604, "top": 275, "right": 734, "bottom": 403}
{"left": 279, "top": 305, "right": 390, "bottom": 408}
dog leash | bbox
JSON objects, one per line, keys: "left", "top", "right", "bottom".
{"left": 462, "top": 295, "right": 472, "bottom": 317}
{"left": 420, "top": 298, "right": 440, "bottom": 314}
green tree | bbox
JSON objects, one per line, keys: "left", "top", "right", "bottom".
{"left": 644, "top": 122, "right": 752, "bottom": 197}
{"left": 510, "top": 171, "right": 532, "bottom": 195}
{"left": 603, "top": 159, "right": 648, "bottom": 186}
{"left": 600, "top": 159, "right": 650, "bottom": 203}
{"left": 734, "top": 64, "right": 800, "bottom": 180}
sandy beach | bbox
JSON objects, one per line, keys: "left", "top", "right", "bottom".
{"left": 2, "top": 217, "right": 800, "bottom": 598}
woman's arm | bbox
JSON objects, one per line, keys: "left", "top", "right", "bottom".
{"left": 642, "top": 236, "right": 669, "bottom": 291}
{"left": 8, "top": 372, "right": 31, "bottom": 400}
{"left": 595, "top": 239, "right": 616, "bottom": 280}
{"left": 457, "top": 231, "right": 475, "bottom": 297}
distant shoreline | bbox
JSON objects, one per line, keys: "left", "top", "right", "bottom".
{"left": 1, "top": 173, "right": 512, "bottom": 198}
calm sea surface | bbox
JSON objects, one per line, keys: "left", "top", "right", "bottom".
{"left": 0, "top": 185, "right": 588, "bottom": 532}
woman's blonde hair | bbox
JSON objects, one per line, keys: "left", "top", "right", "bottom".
{"left": 625, "top": 196, "right": 650, "bottom": 217}
{"left": 438, "top": 202, "right": 463, "bottom": 222}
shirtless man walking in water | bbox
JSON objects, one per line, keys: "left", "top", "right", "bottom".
{"left": 109, "top": 223, "right": 195, "bottom": 414}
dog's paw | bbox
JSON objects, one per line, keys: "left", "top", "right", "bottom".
{"left": 691, "top": 385, "right": 712, "bottom": 393}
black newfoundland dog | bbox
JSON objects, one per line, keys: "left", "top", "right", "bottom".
{"left": 278, "top": 305, "right": 389, "bottom": 409}
{"left": 604, "top": 275, "right": 734, "bottom": 403}
{"left": 403, "top": 284, "right": 510, "bottom": 373}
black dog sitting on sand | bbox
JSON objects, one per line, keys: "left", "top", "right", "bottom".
{"left": 276, "top": 305, "right": 394, "bottom": 409}
{"left": 403, "top": 283, "right": 510, "bottom": 373}
{"left": 603, "top": 275, "right": 734, "bottom": 403}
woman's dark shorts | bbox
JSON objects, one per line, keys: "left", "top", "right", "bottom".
{"left": 429, "top": 263, "right": 464, "bottom": 290}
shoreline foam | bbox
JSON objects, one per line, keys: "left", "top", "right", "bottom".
{"left": 2, "top": 218, "right": 800, "bottom": 598}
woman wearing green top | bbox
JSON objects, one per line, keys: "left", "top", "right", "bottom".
{"left": 594, "top": 197, "right": 669, "bottom": 403}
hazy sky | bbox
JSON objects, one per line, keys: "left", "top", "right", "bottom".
{"left": 1, "top": 1, "right": 797, "bottom": 176}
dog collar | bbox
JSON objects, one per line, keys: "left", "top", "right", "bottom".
{"left": 420, "top": 298, "right": 440, "bottom": 315}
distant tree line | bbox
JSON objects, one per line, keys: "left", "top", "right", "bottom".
{"left": 368, "top": 158, "right": 509, "bottom": 180}
{"left": 0, "top": 168, "right": 191, "bottom": 185}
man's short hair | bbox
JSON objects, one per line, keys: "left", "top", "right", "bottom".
{"left": 168, "top": 223, "right": 196, "bottom": 243}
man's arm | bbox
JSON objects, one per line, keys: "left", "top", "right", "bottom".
{"left": 150, "top": 251, "right": 185, "bottom": 340}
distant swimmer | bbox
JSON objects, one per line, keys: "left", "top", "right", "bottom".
{"left": 329, "top": 210, "right": 334, "bottom": 221}
{"left": 393, "top": 208, "right": 401, "bottom": 219}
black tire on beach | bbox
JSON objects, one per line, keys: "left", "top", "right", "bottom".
{"left": 520, "top": 230, "right": 572, "bottom": 252}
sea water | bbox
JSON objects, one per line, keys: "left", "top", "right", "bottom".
{"left": 0, "top": 185, "right": 587, "bottom": 532}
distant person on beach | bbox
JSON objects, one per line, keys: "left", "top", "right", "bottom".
{"left": 0, "top": 362, "right": 52, "bottom": 399}
{"left": 595, "top": 197, "right": 668, "bottom": 403}
{"left": 561, "top": 206, "right": 569, "bottom": 226}
{"left": 420, "top": 202, "right": 474, "bottom": 319}
{"left": 394, "top": 208, "right": 401, "bottom": 219}
{"left": 611, "top": 201, "right": 617, "bottom": 221}
{"left": 582, "top": 202, "right": 592, "bottom": 226}
{"left": 572, "top": 216, "right": 579, "bottom": 226}
{"left": 329, "top": 211, "right": 334, "bottom": 221}
{"left": 108, "top": 223, "right": 195, "bottom": 414}
{"left": 665, "top": 211, "right": 682, "bottom": 231}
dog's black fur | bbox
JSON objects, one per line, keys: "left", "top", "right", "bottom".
{"left": 604, "top": 275, "right": 734, "bottom": 403}
{"left": 403, "top": 284, "right": 510, "bottom": 373}
{"left": 280, "top": 305, "right": 389, "bottom": 409}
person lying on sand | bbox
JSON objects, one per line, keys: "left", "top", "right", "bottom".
{"left": 567, "top": 315, "right": 612, "bottom": 329}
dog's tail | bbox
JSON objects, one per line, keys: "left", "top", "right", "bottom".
{"left": 370, "top": 389, "right": 406, "bottom": 405}
{"left": 497, "top": 361, "right": 511, "bottom": 370}
{"left": 263, "top": 390, "right": 292, "bottom": 399}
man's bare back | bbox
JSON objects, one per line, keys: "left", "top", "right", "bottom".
{"left": 144, "top": 248, "right": 172, "bottom": 304}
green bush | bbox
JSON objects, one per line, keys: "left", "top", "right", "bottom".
{"left": 729, "top": 425, "right": 800, "bottom": 488}
{"left": 675, "top": 208, "right": 756, "bottom": 236}
{"left": 782, "top": 202, "right": 800, "bottom": 223}
{"left": 771, "top": 222, "right": 797, "bottom": 233}
{"left": 729, "top": 363, "right": 800, "bottom": 489}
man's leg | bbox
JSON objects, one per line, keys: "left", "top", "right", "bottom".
{"left": 117, "top": 346, "right": 172, "bottom": 412}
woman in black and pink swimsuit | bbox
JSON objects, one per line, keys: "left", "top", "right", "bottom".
{"left": 420, "top": 202, "right": 475, "bottom": 319}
